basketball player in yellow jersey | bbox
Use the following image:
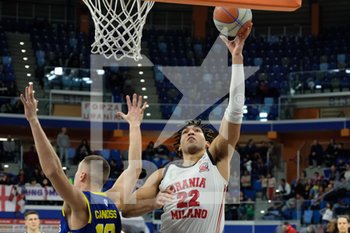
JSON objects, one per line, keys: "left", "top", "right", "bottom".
{"left": 122, "top": 27, "right": 252, "bottom": 233}
{"left": 20, "top": 84, "right": 147, "bottom": 233}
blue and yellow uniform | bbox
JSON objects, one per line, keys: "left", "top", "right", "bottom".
{"left": 59, "top": 191, "right": 121, "bottom": 233}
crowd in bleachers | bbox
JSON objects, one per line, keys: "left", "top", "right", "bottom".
{"left": 1, "top": 18, "right": 349, "bottom": 121}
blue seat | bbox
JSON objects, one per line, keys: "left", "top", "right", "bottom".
{"left": 337, "top": 54, "right": 346, "bottom": 63}
{"left": 244, "top": 189, "right": 256, "bottom": 200}
{"left": 68, "top": 148, "right": 76, "bottom": 159}
{"left": 320, "top": 201, "right": 327, "bottom": 209}
{"left": 254, "top": 57, "right": 263, "bottom": 66}
{"left": 110, "top": 149, "right": 122, "bottom": 167}
{"left": 320, "top": 62, "right": 328, "bottom": 71}
{"left": 2, "top": 56, "right": 11, "bottom": 65}
{"left": 303, "top": 210, "right": 313, "bottom": 224}
{"left": 313, "top": 210, "right": 322, "bottom": 223}
{"left": 253, "top": 180, "right": 262, "bottom": 191}
{"left": 100, "top": 149, "right": 110, "bottom": 161}
{"left": 324, "top": 168, "right": 331, "bottom": 179}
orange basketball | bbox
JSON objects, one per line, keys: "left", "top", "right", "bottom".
{"left": 213, "top": 7, "right": 253, "bottom": 37}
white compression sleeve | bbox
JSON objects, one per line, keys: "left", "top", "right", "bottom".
{"left": 224, "top": 64, "right": 245, "bottom": 124}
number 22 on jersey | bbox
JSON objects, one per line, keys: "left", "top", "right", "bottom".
{"left": 177, "top": 189, "right": 200, "bottom": 208}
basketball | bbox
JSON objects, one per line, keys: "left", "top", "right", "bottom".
{"left": 213, "top": 7, "right": 253, "bottom": 37}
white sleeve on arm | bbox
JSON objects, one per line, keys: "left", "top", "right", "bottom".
{"left": 224, "top": 64, "right": 245, "bottom": 124}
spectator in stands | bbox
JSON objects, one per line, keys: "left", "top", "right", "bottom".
{"left": 290, "top": 178, "right": 304, "bottom": 198}
{"left": 243, "top": 156, "right": 252, "bottom": 173}
{"left": 321, "top": 202, "right": 334, "bottom": 228}
{"left": 74, "top": 139, "right": 91, "bottom": 164}
{"left": 260, "top": 174, "right": 268, "bottom": 200}
{"left": 325, "top": 152, "right": 335, "bottom": 167}
{"left": 241, "top": 169, "right": 252, "bottom": 191}
{"left": 337, "top": 216, "right": 350, "bottom": 233}
{"left": 258, "top": 141, "right": 268, "bottom": 161}
{"left": 0, "top": 82, "right": 8, "bottom": 97}
{"left": 7, "top": 80, "right": 18, "bottom": 97}
{"left": 2, "top": 134, "right": 16, "bottom": 161}
{"left": 299, "top": 170, "right": 308, "bottom": 185}
{"left": 267, "top": 173, "right": 276, "bottom": 200}
{"left": 109, "top": 159, "right": 123, "bottom": 179}
{"left": 154, "top": 144, "right": 170, "bottom": 160}
{"left": 338, "top": 158, "right": 347, "bottom": 175}
{"left": 0, "top": 100, "right": 13, "bottom": 113}
{"left": 12, "top": 95, "right": 24, "bottom": 114}
{"left": 0, "top": 172, "right": 14, "bottom": 185}
{"left": 268, "top": 141, "right": 279, "bottom": 169}
{"left": 344, "top": 163, "right": 350, "bottom": 181}
{"left": 334, "top": 143, "right": 345, "bottom": 160}
{"left": 308, "top": 140, "right": 323, "bottom": 168}
{"left": 244, "top": 139, "right": 257, "bottom": 158}
{"left": 281, "top": 222, "right": 296, "bottom": 233}
{"left": 23, "top": 145, "right": 39, "bottom": 175}
{"left": 31, "top": 168, "right": 42, "bottom": 184}
{"left": 25, "top": 177, "right": 41, "bottom": 188}
{"left": 16, "top": 169, "right": 28, "bottom": 186}
{"left": 57, "top": 127, "right": 70, "bottom": 167}
{"left": 326, "top": 138, "right": 337, "bottom": 156}
{"left": 245, "top": 198, "right": 255, "bottom": 220}
{"left": 329, "top": 165, "right": 339, "bottom": 181}
{"left": 326, "top": 218, "right": 338, "bottom": 233}
{"left": 143, "top": 141, "right": 155, "bottom": 161}
{"left": 24, "top": 210, "right": 41, "bottom": 233}
{"left": 278, "top": 179, "right": 291, "bottom": 200}
{"left": 302, "top": 179, "right": 312, "bottom": 199}
{"left": 38, "top": 170, "right": 51, "bottom": 187}
{"left": 268, "top": 191, "right": 284, "bottom": 212}
{"left": 256, "top": 80, "right": 270, "bottom": 104}
{"left": 229, "top": 171, "right": 240, "bottom": 196}
{"left": 309, "top": 180, "right": 320, "bottom": 199}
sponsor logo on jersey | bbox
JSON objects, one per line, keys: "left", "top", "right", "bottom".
{"left": 199, "top": 161, "right": 209, "bottom": 172}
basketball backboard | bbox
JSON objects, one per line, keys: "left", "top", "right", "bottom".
{"left": 147, "top": 0, "right": 302, "bottom": 11}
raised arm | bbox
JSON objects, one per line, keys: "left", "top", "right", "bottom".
{"left": 20, "top": 84, "right": 86, "bottom": 211}
{"left": 209, "top": 26, "right": 252, "bottom": 180}
{"left": 106, "top": 94, "right": 147, "bottom": 210}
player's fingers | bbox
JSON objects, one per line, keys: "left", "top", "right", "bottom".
{"left": 29, "top": 84, "right": 34, "bottom": 100}
{"left": 132, "top": 93, "right": 137, "bottom": 107}
{"left": 161, "top": 189, "right": 174, "bottom": 195}
{"left": 20, "top": 94, "right": 26, "bottom": 106}
{"left": 137, "top": 95, "right": 142, "bottom": 108}
{"left": 141, "top": 102, "right": 147, "bottom": 114}
{"left": 126, "top": 95, "right": 131, "bottom": 110}
{"left": 219, "top": 35, "right": 230, "bottom": 46}
{"left": 25, "top": 86, "right": 29, "bottom": 100}
{"left": 117, "top": 112, "right": 126, "bottom": 119}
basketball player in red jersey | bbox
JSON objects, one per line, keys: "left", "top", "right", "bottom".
{"left": 122, "top": 26, "right": 252, "bottom": 233}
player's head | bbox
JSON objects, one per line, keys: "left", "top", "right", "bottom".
{"left": 282, "top": 222, "right": 290, "bottom": 231}
{"left": 337, "top": 216, "right": 350, "bottom": 233}
{"left": 75, "top": 155, "right": 110, "bottom": 189}
{"left": 24, "top": 210, "right": 40, "bottom": 232}
{"left": 173, "top": 119, "right": 217, "bottom": 157}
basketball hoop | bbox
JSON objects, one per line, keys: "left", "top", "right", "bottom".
{"left": 83, "top": 0, "right": 154, "bottom": 61}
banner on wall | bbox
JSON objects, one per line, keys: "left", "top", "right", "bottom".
{"left": 81, "top": 102, "right": 122, "bottom": 121}
{"left": 0, "top": 185, "right": 16, "bottom": 212}
{"left": 24, "top": 186, "right": 62, "bottom": 201}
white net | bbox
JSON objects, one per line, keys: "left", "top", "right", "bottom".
{"left": 83, "top": 0, "right": 154, "bottom": 61}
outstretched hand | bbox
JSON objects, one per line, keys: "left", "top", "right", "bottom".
{"left": 153, "top": 187, "right": 175, "bottom": 209}
{"left": 118, "top": 94, "right": 147, "bottom": 126}
{"left": 20, "top": 83, "right": 39, "bottom": 124}
{"left": 220, "top": 25, "right": 252, "bottom": 56}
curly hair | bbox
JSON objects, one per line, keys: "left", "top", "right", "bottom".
{"left": 173, "top": 119, "right": 218, "bottom": 158}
